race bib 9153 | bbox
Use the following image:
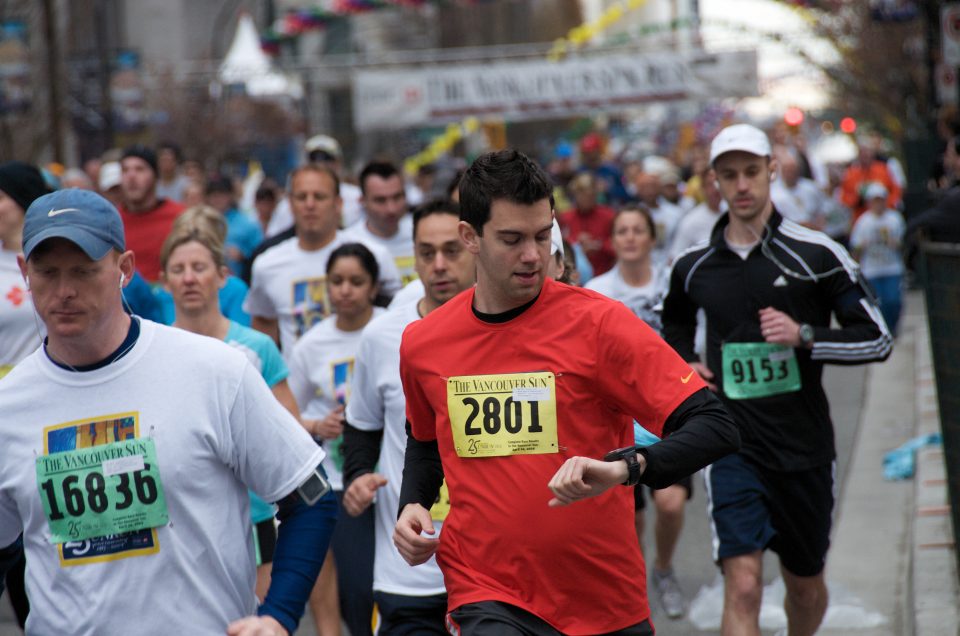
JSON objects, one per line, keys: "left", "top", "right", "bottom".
{"left": 446, "top": 372, "right": 559, "bottom": 458}
{"left": 36, "top": 438, "right": 169, "bottom": 544}
{"left": 721, "top": 342, "right": 801, "bottom": 400}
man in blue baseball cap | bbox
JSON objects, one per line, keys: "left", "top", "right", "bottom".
{"left": 0, "top": 189, "right": 338, "bottom": 636}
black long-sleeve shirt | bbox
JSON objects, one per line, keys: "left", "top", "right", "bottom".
{"left": 662, "top": 209, "right": 892, "bottom": 471}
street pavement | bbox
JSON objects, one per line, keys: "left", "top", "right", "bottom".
{"left": 2, "top": 291, "right": 956, "bottom": 635}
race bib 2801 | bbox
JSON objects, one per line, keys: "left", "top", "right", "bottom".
{"left": 446, "top": 372, "right": 559, "bottom": 458}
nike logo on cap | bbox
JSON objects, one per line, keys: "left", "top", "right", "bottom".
{"left": 48, "top": 208, "right": 81, "bottom": 217}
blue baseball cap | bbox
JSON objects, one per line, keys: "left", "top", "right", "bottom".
{"left": 22, "top": 189, "right": 126, "bottom": 261}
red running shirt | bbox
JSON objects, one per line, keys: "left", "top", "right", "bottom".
{"left": 120, "top": 199, "right": 186, "bottom": 283}
{"left": 400, "top": 278, "right": 705, "bottom": 635}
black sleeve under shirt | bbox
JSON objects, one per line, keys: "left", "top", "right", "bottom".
{"left": 341, "top": 419, "right": 384, "bottom": 488}
{"left": 397, "top": 420, "right": 444, "bottom": 518}
{"left": 638, "top": 387, "right": 740, "bottom": 489}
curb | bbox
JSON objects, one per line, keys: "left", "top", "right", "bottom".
{"left": 911, "top": 311, "right": 960, "bottom": 634}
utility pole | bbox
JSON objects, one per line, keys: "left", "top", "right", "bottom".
{"left": 41, "top": 0, "right": 64, "bottom": 163}
{"left": 94, "top": 0, "right": 114, "bottom": 152}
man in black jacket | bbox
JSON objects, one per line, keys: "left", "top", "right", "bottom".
{"left": 662, "top": 124, "right": 893, "bottom": 636}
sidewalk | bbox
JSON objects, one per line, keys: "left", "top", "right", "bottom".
{"left": 823, "top": 289, "right": 959, "bottom": 635}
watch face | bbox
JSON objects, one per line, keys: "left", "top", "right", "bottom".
{"left": 800, "top": 324, "right": 814, "bottom": 343}
{"left": 603, "top": 446, "right": 635, "bottom": 462}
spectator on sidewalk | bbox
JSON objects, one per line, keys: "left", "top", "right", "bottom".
{"left": 850, "top": 183, "right": 905, "bottom": 335}
{"left": 839, "top": 140, "right": 901, "bottom": 222}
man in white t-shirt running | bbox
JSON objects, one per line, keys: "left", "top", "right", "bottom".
{"left": 265, "top": 134, "right": 365, "bottom": 237}
{"left": 344, "top": 161, "right": 416, "bottom": 286}
{"left": 341, "top": 199, "right": 477, "bottom": 634}
{"left": 669, "top": 165, "right": 726, "bottom": 262}
{"left": 0, "top": 189, "right": 337, "bottom": 636}
{"left": 245, "top": 164, "right": 401, "bottom": 359}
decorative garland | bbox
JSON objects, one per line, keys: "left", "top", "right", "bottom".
{"left": 402, "top": 118, "right": 479, "bottom": 176}
{"left": 546, "top": 0, "right": 649, "bottom": 62}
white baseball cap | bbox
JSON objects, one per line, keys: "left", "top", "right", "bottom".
{"left": 304, "top": 134, "right": 342, "bottom": 161}
{"left": 863, "top": 182, "right": 888, "bottom": 201}
{"left": 709, "top": 124, "right": 772, "bottom": 165}
{"left": 98, "top": 161, "right": 121, "bottom": 191}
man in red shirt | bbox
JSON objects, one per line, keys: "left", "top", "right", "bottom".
{"left": 119, "top": 145, "right": 185, "bottom": 282}
{"left": 394, "top": 149, "right": 739, "bottom": 635}
{"left": 558, "top": 172, "right": 616, "bottom": 275}
{"left": 839, "top": 142, "right": 901, "bottom": 222}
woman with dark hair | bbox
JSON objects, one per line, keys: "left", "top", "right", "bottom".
{"left": 288, "top": 242, "right": 385, "bottom": 636}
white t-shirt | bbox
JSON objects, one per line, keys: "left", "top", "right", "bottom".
{"left": 0, "top": 320, "right": 323, "bottom": 636}
{"left": 345, "top": 300, "right": 447, "bottom": 596}
{"left": 155, "top": 174, "right": 192, "bottom": 204}
{"left": 771, "top": 177, "right": 826, "bottom": 226}
{"left": 650, "top": 199, "right": 685, "bottom": 267}
{"left": 287, "top": 309, "right": 386, "bottom": 490}
{"left": 265, "top": 183, "right": 364, "bottom": 238}
{"left": 388, "top": 278, "right": 424, "bottom": 309}
{"left": 850, "top": 209, "right": 905, "bottom": 278}
{"left": 0, "top": 249, "right": 39, "bottom": 377}
{"left": 584, "top": 265, "right": 667, "bottom": 334}
{"left": 669, "top": 202, "right": 724, "bottom": 262}
{"left": 244, "top": 233, "right": 401, "bottom": 359}
{"left": 343, "top": 215, "right": 417, "bottom": 286}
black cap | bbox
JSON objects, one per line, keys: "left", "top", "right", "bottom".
{"left": 121, "top": 144, "right": 158, "bottom": 174}
{"left": 205, "top": 174, "right": 234, "bottom": 195}
{"left": 0, "top": 161, "right": 52, "bottom": 214}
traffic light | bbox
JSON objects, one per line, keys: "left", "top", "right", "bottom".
{"left": 784, "top": 107, "right": 804, "bottom": 127}
{"left": 840, "top": 117, "right": 857, "bottom": 134}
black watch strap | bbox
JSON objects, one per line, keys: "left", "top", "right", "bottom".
{"left": 603, "top": 446, "right": 642, "bottom": 487}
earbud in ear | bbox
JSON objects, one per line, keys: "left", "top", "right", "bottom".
{"left": 119, "top": 272, "right": 126, "bottom": 289}
{"left": 25, "top": 277, "right": 31, "bottom": 291}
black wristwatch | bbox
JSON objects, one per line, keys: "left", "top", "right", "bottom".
{"left": 603, "top": 446, "right": 642, "bottom": 487}
{"left": 798, "top": 323, "right": 815, "bottom": 348}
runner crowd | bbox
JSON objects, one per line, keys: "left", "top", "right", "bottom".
{"left": 0, "top": 116, "right": 946, "bottom": 634}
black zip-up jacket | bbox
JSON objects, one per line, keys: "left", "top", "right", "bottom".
{"left": 662, "top": 209, "right": 892, "bottom": 471}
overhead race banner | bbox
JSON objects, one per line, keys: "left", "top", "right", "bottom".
{"left": 353, "top": 50, "right": 757, "bottom": 131}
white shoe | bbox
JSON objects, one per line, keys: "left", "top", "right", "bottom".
{"left": 652, "top": 568, "right": 686, "bottom": 619}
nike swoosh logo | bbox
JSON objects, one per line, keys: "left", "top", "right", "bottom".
{"left": 681, "top": 371, "right": 695, "bottom": 384}
{"left": 48, "top": 208, "right": 81, "bottom": 217}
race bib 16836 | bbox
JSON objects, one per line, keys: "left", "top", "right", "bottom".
{"left": 36, "top": 438, "right": 169, "bottom": 544}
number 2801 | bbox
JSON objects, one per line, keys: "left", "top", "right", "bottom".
{"left": 461, "top": 397, "right": 543, "bottom": 435}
